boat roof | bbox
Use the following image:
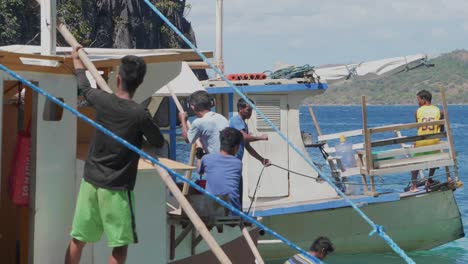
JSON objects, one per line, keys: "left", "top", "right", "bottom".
{"left": 0, "top": 45, "right": 212, "bottom": 74}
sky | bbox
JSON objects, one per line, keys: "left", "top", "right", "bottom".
{"left": 186, "top": 0, "right": 468, "bottom": 73}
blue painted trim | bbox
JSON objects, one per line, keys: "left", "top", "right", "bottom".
{"left": 206, "top": 82, "right": 327, "bottom": 95}
{"left": 228, "top": 93, "right": 234, "bottom": 119}
{"left": 252, "top": 193, "right": 401, "bottom": 217}
{"left": 169, "top": 98, "right": 177, "bottom": 160}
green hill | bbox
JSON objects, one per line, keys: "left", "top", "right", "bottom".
{"left": 306, "top": 50, "right": 468, "bottom": 105}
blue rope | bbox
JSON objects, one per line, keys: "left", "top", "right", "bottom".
{"left": 0, "top": 64, "right": 323, "bottom": 264}
{"left": 142, "top": 1, "right": 415, "bottom": 263}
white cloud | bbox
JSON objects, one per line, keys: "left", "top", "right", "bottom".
{"left": 185, "top": 0, "right": 468, "bottom": 72}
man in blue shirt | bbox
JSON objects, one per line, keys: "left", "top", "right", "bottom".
{"left": 229, "top": 98, "right": 271, "bottom": 166}
{"left": 179, "top": 91, "right": 229, "bottom": 156}
{"left": 199, "top": 127, "right": 243, "bottom": 210}
{"left": 285, "top": 236, "right": 334, "bottom": 263}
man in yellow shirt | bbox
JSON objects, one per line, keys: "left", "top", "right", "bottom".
{"left": 409, "top": 90, "right": 444, "bottom": 192}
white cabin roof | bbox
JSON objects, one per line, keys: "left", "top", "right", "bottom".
{"left": 0, "top": 45, "right": 211, "bottom": 99}
{"left": 0, "top": 45, "right": 212, "bottom": 73}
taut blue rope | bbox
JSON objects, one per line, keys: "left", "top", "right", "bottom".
{"left": 142, "top": 1, "right": 415, "bottom": 263}
{"left": 0, "top": 64, "right": 323, "bottom": 264}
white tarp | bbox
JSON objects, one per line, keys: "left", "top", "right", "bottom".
{"left": 150, "top": 61, "right": 205, "bottom": 97}
{"left": 100, "top": 61, "right": 205, "bottom": 103}
{"left": 313, "top": 54, "right": 428, "bottom": 85}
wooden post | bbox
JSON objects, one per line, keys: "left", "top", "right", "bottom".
{"left": 361, "top": 96, "right": 376, "bottom": 195}
{"left": 308, "top": 106, "right": 322, "bottom": 136}
{"left": 182, "top": 144, "right": 197, "bottom": 195}
{"left": 241, "top": 227, "right": 264, "bottom": 264}
{"left": 440, "top": 88, "right": 459, "bottom": 182}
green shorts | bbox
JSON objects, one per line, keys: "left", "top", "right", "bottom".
{"left": 71, "top": 180, "right": 138, "bottom": 247}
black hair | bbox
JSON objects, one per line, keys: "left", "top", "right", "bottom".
{"left": 417, "top": 90, "right": 432, "bottom": 103}
{"left": 219, "top": 127, "right": 243, "bottom": 153}
{"left": 188, "top": 90, "right": 212, "bottom": 112}
{"left": 237, "top": 97, "right": 255, "bottom": 111}
{"left": 310, "top": 236, "right": 334, "bottom": 255}
{"left": 119, "top": 55, "right": 147, "bottom": 97}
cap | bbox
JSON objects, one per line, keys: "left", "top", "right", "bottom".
{"left": 339, "top": 135, "right": 346, "bottom": 143}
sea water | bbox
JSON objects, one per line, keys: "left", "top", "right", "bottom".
{"left": 176, "top": 105, "right": 468, "bottom": 263}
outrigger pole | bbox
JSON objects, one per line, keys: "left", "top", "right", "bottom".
{"left": 34, "top": 0, "right": 231, "bottom": 263}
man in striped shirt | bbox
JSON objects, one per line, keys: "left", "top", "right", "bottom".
{"left": 285, "top": 236, "right": 334, "bottom": 263}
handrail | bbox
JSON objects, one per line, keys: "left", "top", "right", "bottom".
{"left": 369, "top": 120, "right": 445, "bottom": 133}
{"left": 371, "top": 132, "right": 446, "bottom": 147}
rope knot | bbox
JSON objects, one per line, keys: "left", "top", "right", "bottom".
{"left": 369, "top": 225, "right": 385, "bottom": 237}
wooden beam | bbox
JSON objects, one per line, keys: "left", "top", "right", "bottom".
{"left": 242, "top": 227, "right": 264, "bottom": 264}
{"left": 92, "top": 52, "right": 213, "bottom": 68}
{"left": 374, "top": 153, "right": 452, "bottom": 168}
{"left": 371, "top": 132, "right": 446, "bottom": 147}
{"left": 440, "top": 88, "right": 459, "bottom": 182}
{"left": 368, "top": 159, "right": 455, "bottom": 176}
{"left": 324, "top": 143, "right": 364, "bottom": 154}
{"left": 182, "top": 144, "right": 197, "bottom": 195}
{"left": 362, "top": 96, "right": 372, "bottom": 174}
{"left": 369, "top": 120, "right": 445, "bottom": 134}
{"left": 318, "top": 129, "right": 362, "bottom": 142}
{"left": 187, "top": 61, "right": 210, "bottom": 69}
{"left": 308, "top": 106, "right": 322, "bottom": 136}
{"left": 371, "top": 142, "right": 449, "bottom": 159}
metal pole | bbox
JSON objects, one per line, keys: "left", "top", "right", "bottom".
{"left": 40, "top": 0, "right": 56, "bottom": 55}
{"left": 216, "top": 0, "right": 224, "bottom": 74}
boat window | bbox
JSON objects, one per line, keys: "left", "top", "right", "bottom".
{"left": 153, "top": 97, "right": 170, "bottom": 127}
{"left": 43, "top": 98, "right": 64, "bottom": 121}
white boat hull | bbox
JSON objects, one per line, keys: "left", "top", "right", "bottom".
{"left": 257, "top": 189, "right": 464, "bottom": 262}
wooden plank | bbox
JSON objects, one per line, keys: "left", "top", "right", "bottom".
{"left": 368, "top": 159, "right": 455, "bottom": 176}
{"left": 182, "top": 144, "right": 197, "bottom": 195}
{"left": 324, "top": 143, "right": 364, "bottom": 153}
{"left": 0, "top": 60, "right": 73, "bottom": 75}
{"left": 318, "top": 129, "right": 363, "bottom": 141}
{"left": 371, "top": 142, "right": 449, "bottom": 159}
{"left": 374, "top": 153, "right": 451, "bottom": 168}
{"left": 0, "top": 50, "right": 65, "bottom": 61}
{"left": 92, "top": 52, "right": 214, "bottom": 68}
{"left": 441, "top": 88, "right": 459, "bottom": 182}
{"left": 308, "top": 106, "right": 322, "bottom": 136}
{"left": 369, "top": 120, "right": 445, "bottom": 133}
{"left": 339, "top": 167, "right": 361, "bottom": 177}
{"left": 371, "top": 132, "right": 446, "bottom": 147}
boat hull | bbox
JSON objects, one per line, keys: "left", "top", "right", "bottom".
{"left": 257, "top": 189, "right": 464, "bottom": 262}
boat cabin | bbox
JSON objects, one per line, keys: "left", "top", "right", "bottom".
{"left": 0, "top": 45, "right": 214, "bottom": 264}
